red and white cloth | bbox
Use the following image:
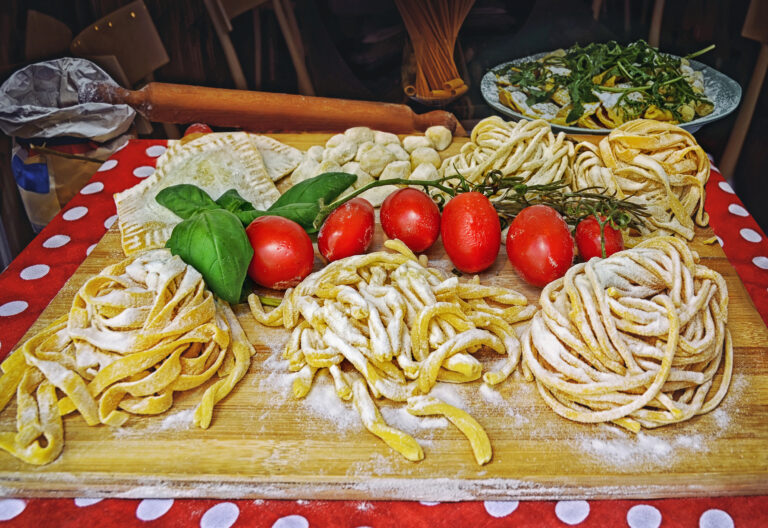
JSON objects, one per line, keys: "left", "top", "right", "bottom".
{"left": 0, "top": 140, "right": 766, "bottom": 527}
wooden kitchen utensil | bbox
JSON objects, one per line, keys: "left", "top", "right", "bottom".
{"left": 82, "top": 81, "right": 466, "bottom": 135}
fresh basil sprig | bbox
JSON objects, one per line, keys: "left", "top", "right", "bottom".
{"left": 156, "top": 172, "right": 356, "bottom": 302}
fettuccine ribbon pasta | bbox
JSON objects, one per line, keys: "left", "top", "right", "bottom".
{"left": 0, "top": 249, "right": 254, "bottom": 465}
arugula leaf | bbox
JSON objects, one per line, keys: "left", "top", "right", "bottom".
{"left": 156, "top": 184, "right": 219, "bottom": 219}
{"left": 165, "top": 208, "right": 253, "bottom": 304}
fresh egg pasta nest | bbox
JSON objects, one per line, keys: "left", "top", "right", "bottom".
{"left": 522, "top": 236, "right": 732, "bottom": 432}
{"left": 248, "top": 239, "right": 536, "bottom": 464}
{"left": 0, "top": 249, "right": 254, "bottom": 465}
{"left": 570, "top": 119, "right": 710, "bottom": 242}
{"left": 440, "top": 116, "right": 573, "bottom": 186}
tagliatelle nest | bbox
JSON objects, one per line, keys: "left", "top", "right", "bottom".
{"left": 0, "top": 249, "right": 254, "bottom": 465}
{"left": 570, "top": 119, "right": 710, "bottom": 242}
{"left": 248, "top": 239, "right": 536, "bottom": 464}
{"left": 522, "top": 236, "right": 732, "bottom": 432}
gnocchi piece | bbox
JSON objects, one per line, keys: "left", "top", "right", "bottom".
{"left": 290, "top": 156, "right": 320, "bottom": 185}
{"left": 374, "top": 130, "right": 400, "bottom": 145}
{"left": 403, "top": 135, "right": 433, "bottom": 153}
{"left": 326, "top": 133, "right": 347, "bottom": 148}
{"left": 345, "top": 126, "right": 374, "bottom": 144}
{"left": 323, "top": 139, "right": 357, "bottom": 165}
{"left": 410, "top": 146, "right": 441, "bottom": 170}
{"left": 359, "top": 145, "right": 396, "bottom": 178}
{"left": 425, "top": 125, "right": 452, "bottom": 151}
{"left": 307, "top": 145, "right": 325, "bottom": 162}
{"left": 384, "top": 143, "right": 409, "bottom": 162}
{"left": 342, "top": 161, "right": 375, "bottom": 189}
{"left": 355, "top": 141, "right": 375, "bottom": 162}
{"left": 312, "top": 159, "right": 343, "bottom": 178}
{"left": 409, "top": 162, "right": 440, "bottom": 182}
{"left": 380, "top": 160, "right": 411, "bottom": 181}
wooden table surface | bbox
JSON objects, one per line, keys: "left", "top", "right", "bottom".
{"left": 1, "top": 134, "right": 766, "bottom": 501}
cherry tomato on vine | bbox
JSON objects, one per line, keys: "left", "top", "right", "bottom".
{"left": 575, "top": 215, "right": 624, "bottom": 261}
{"left": 380, "top": 188, "right": 441, "bottom": 252}
{"left": 505, "top": 205, "right": 574, "bottom": 287}
{"left": 318, "top": 197, "right": 375, "bottom": 262}
{"left": 440, "top": 192, "right": 501, "bottom": 273}
{"left": 246, "top": 216, "right": 314, "bottom": 289}
{"left": 184, "top": 123, "right": 213, "bottom": 136}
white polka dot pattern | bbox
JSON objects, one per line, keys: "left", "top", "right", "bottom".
{"left": 133, "top": 165, "right": 155, "bottom": 178}
{"left": 0, "top": 300, "right": 28, "bottom": 317}
{"left": 271, "top": 515, "right": 309, "bottom": 528}
{"left": 555, "top": 500, "right": 590, "bottom": 525}
{"left": 80, "top": 182, "right": 104, "bottom": 195}
{"left": 97, "top": 159, "right": 118, "bottom": 172}
{"left": 200, "top": 502, "right": 240, "bottom": 528}
{"left": 20, "top": 264, "right": 50, "bottom": 280}
{"left": 753, "top": 256, "right": 768, "bottom": 270}
{"left": 43, "top": 234, "right": 71, "bottom": 248}
{"left": 86, "top": 244, "right": 97, "bottom": 256}
{"left": 104, "top": 214, "right": 118, "bottom": 229}
{"left": 699, "top": 509, "right": 734, "bottom": 528}
{"left": 627, "top": 504, "right": 662, "bottom": 528}
{"left": 419, "top": 501, "right": 440, "bottom": 506}
{"left": 0, "top": 499, "right": 26, "bottom": 521}
{"left": 146, "top": 145, "right": 167, "bottom": 157}
{"left": 136, "top": 499, "right": 174, "bottom": 521}
{"left": 483, "top": 501, "right": 519, "bottom": 518}
{"left": 114, "top": 140, "right": 129, "bottom": 151}
{"left": 74, "top": 498, "right": 103, "bottom": 507}
{"left": 63, "top": 206, "right": 88, "bottom": 221}
{"left": 727, "top": 204, "right": 749, "bottom": 217}
{"left": 718, "top": 181, "right": 735, "bottom": 194}
{"left": 740, "top": 228, "right": 762, "bottom": 243}
{"left": 716, "top": 236, "right": 723, "bottom": 247}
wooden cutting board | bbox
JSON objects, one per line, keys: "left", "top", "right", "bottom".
{"left": 1, "top": 134, "right": 767, "bottom": 501}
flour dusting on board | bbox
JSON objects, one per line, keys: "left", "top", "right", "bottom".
{"left": 577, "top": 373, "right": 747, "bottom": 469}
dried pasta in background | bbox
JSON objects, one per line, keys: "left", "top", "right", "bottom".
{"left": 0, "top": 249, "right": 254, "bottom": 465}
{"left": 248, "top": 239, "right": 535, "bottom": 464}
{"left": 523, "top": 236, "right": 732, "bottom": 432}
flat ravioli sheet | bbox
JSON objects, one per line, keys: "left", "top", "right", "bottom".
{"left": 115, "top": 132, "right": 281, "bottom": 256}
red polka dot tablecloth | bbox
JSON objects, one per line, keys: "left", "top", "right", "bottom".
{"left": 1, "top": 140, "right": 767, "bottom": 527}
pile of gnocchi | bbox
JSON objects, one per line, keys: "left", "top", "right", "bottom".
{"left": 290, "top": 125, "right": 454, "bottom": 206}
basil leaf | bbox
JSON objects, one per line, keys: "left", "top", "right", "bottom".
{"left": 269, "top": 172, "right": 355, "bottom": 210}
{"left": 236, "top": 202, "right": 321, "bottom": 232}
{"left": 156, "top": 184, "right": 219, "bottom": 219}
{"left": 165, "top": 209, "right": 253, "bottom": 304}
{"left": 215, "top": 189, "right": 255, "bottom": 214}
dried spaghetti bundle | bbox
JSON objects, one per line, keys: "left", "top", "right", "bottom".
{"left": 0, "top": 249, "right": 254, "bottom": 465}
{"left": 396, "top": 0, "right": 474, "bottom": 102}
{"left": 522, "top": 236, "right": 732, "bottom": 432}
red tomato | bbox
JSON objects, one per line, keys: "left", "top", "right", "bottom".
{"left": 246, "top": 216, "right": 314, "bottom": 289}
{"left": 440, "top": 192, "right": 501, "bottom": 273}
{"left": 505, "top": 205, "right": 574, "bottom": 287}
{"left": 184, "top": 123, "right": 213, "bottom": 136}
{"left": 380, "top": 188, "right": 441, "bottom": 252}
{"left": 318, "top": 197, "right": 375, "bottom": 262}
{"left": 575, "top": 215, "right": 624, "bottom": 261}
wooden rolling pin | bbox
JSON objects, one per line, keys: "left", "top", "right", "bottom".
{"left": 83, "top": 82, "right": 466, "bottom": 135}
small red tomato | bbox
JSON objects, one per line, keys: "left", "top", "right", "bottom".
{"left": 575, "top": 215, "right": 624, "bottom": 261}
{"left": 506, "top": 205, "right": 574, "bottom": 287}
{"left": 380, "top": 188, "right": 441, "bottom": 252}
{"left": 184, "top": 123, "right": 213, "bottom": 136}
{"left": 440, "top": 192, "right": 501, "bottom": 273}
{"left": 318, "top": 197, "right": 375, "bottom": 262}
{"left": 246, "top": 216, "right": 314, "bottom": 289}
